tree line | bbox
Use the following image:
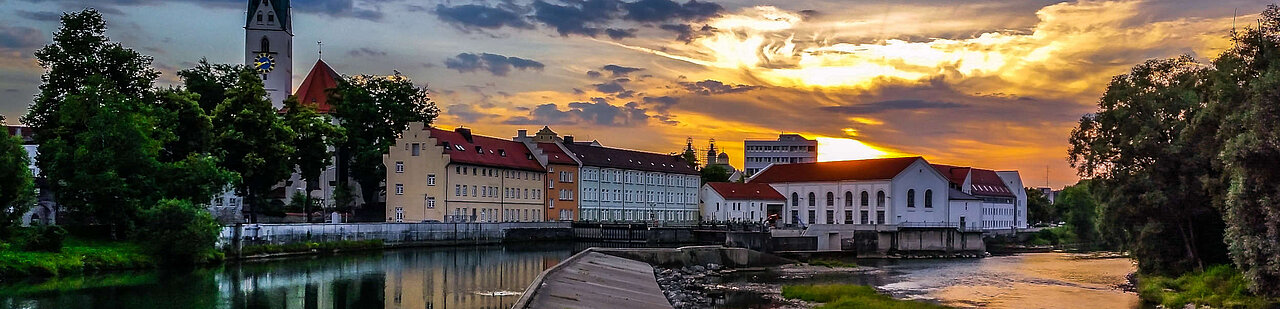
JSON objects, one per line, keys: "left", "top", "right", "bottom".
{"left": 0, "top": 9, "right": 438, "bottom": 263}
{"left": 1066, "top": 5, "right": 1280, "bottom": 297}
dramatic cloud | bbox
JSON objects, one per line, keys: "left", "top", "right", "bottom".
{"left": 679, "top": 79, "right": 760, "bottom": 95}
{"left": 26, "top": 0, "right": 388, "bottom": 20}
{"left": 621, "top": 0, "right": 722, "bottom": 23}
{"left": 659, "top": 23, "right": 715, "bottom": 42}
{"left": 0, "top": 25, "right": 44, "bottom": 50}
{"left": 444, "top": 53, "right": 545, "bottom": 76}
{"left": 15, "top": 10, "right": 62, "bottom": 22}
{"left": 601, "top": 64, "right": 642, "bottom": 77}
{"left": 505, "top": 98, "right": 650, "bottom": 126}
{"left": 819, "top": 99, "right": 967, "bottom": 115}
{"left": 347, "top": 47, "right": 387, "bottom": 57}
{"left": 433, "top": 0, "right": 724, "bottom": 40}
{"left": 434, "top": 3, "right": 534, "bottom": 31}
{"left": 606, "top": 28, "right": 638, "bottom": 40}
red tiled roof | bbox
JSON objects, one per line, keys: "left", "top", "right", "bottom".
{"left": 748, "top": 157, "right": 922, "bottom": 183}
{"left": 930, "top": 164, "right": 971, "bottom": 185}
{"left": 561, "top": 143, "right": 698, "bottom": 175}
{"left": 293, "top": 59, "right": 340, "bottom": 114}
{"left": 429, "top": 127, "right": 545, "bottom": 172}
{"left": 537, "top": 143, "right": 577, "bottom": 165}
{"left": 707, "top": 182, "right": 785, "bottom": 200}
{"left": 969, "top": 168, "right": 1014, "bottom": 197}
{"left": 4, "top": 125, "right": 33, "bottom": 143}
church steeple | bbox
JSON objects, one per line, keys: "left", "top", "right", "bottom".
{"left": 245, "top": 0, "right": 293, "bottom": 108}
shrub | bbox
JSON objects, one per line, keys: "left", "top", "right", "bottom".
{"left": 1138, "top": 265, "right": 1277, "bottom": 308}
{"left": 781, "top": 284, "right": 949, "bottom": 309}
{"left": 136, "top": 199, "right": 221, "bottom": 265}
{"left": 23, "top": 225, "right": 67, "bottom": 252}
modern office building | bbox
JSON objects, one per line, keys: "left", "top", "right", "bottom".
{"left": 743, "top": 134, "right": 817, "bottom": 177}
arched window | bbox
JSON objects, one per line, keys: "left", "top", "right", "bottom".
{"left": 260, "top": 37, "right": 270, "bottom": 53}
{"left": 844, "top": 192, "right": 853, "bottom": 207}
{"left": 808, "top": 192, "right": 816, "bottom": 207}
{"left": 907, "top": 189, "right": 916, "bottom": 207}
{"left": 791, "top": 192, "right": 799, "bottom": 207}
{"left": 925, "top": 190, "right": 933, "bottom": 208}
{"left": 860, "top": 191, "right": 869, "bottom": 207}
{"left": 826, "top": 192, "right": 834, "bottom": 206}
{"left": 876, "top": 191, "right": 885, "bottom": 207}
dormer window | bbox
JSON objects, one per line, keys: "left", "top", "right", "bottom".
{"left": 268, "top": 13, "right": 275, "bottom": 22}
{"left": 475, "top": 146, "right": 483, "bottom": 154}
{"left": 499, "top": 150, "right": 507, "bottom": 157}
{"left": 257, "top": 14, "right": 263, "bottom": 22}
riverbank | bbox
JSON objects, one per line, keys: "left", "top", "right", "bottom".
{"left": 1138, "top": 264, "right": 1277, "bottom": 309}
{"left": 0, "top": 237, "right": 155, "bottom": 279}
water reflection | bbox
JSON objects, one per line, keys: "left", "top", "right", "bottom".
{"left": 0, "top": 243, "right": 578, "bottom": 309}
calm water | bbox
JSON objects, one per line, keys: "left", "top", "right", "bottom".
{"left": 0, "top": 246, "right": 1138, "bottom": 309}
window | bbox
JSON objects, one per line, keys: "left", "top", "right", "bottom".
{"left": 924, "top": 189, "right": 933, "bottom": 208}
{"left": 907, "top": 189, "right": 916, "bottom": 207}
{"left": 395, "top": 184, "right": 404, "bottom": 195}
{"left": 845, "top": 210, "right": 853, "bottom": 224}
{"left": 411, "top": 143, "right": 420, "bottom": 156}
{"left": 808, "top": 192, "right": 816, "bottom": 207}
{"left": 791, "top": 192, "right": 799, "bottom": 207}
{"left": 257, "top": 14, "right": 263, "bottom": 22}
{"left": 808, "top": 210, "right": 816, "bottom": 224}
{"left": 791, "top": 210, "right": 799, "bottom": 223}
{"left": 845, "top": 192, "right": 853, "bottom": 207}
{"left": 267, "top": 13, "right": 274, "bottom": 22}
{"left": 825, "top": 210, "right": 834, "bottom": 224}
{"left": 395, "top": 162, "right": 404, "bottom": 173}
{"left": 427, "top": 174, "right": 435, "bottom": 186}
{"left": 876, "top": 191, "right": 886, "bottom": 207}
{"left": 826, "top": 192, "right": 834, "bottom": 206}
{"left": 260, "top": 37, "right": 270, "bottom": 52}
{"left": 472, "top": 185, "right": 476, "bottom": 197}
{"left": 394, "top": 207, "right": 404, "bottom": 222}
{"left": 860, "top": 211, "right": 869, "bottom": 224}
{"left": 427, "top": 197, "right": 435, "bottom": 209}
{"left": 861, "top": 191, "right": 869, "bottom": 207}
{"left": 876, "top": 210, "right": 885, "bottom": 223}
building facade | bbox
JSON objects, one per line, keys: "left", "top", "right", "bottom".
{"left": 699, "top": 182, "right": 785, "bottom": 222}
{"left": 245, "top": 0, "right": 293, "bottom": 107}
{"left": 563, "top": 139, "right": 700, "bottom": 223}
{"left": 743, "top": 134, "right": 817, "bottom": 177}
{"left": 384, "top": 124, "right": 546, "bottom": 223}
{"left": 932, "top": 164, "right": 1029, "bottom": 230}
{"left": 514, "top": 127, "right": 581, "bottom": 222}
{"left": 748, "top": 157, "right": 955, "bottom": 227}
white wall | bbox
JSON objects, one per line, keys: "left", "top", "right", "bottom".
{"left": 698, "top": 185, "right": 775, "bottom": 222}
{"left": 891, "top": 159, "right": 952, "bottom": 225}
{"left": 997, "top": 171, "right": 1028, "bottom": 229}
{"left": 767, "top": 158, "right": 954, "bottom": 226}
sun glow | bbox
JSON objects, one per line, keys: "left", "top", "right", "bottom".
{"left": 815, "top": 137, "right": 894, "bottom": 162}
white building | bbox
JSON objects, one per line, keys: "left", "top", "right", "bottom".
{"left": 747, "top": 157, "right": 957, "bottom": 227}
{"left": 245, "top": 0, "right": 293, "bottom": 107}
{"left": 563, "top": 138, "right": 700, "bottom": 223}
{"left": 932, "top": 164, "right": 1029, "bottom": 230}
{"left": 700, "top": 182, "right": 786, "bottom": 222}
{"left": 743, "top": 134, "right": 817, "bottom": 177}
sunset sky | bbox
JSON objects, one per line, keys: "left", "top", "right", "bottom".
{"left": 0, "top": 0, "right": 1268, "bottom": 188}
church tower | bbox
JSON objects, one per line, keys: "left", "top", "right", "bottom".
{"left": 245, "top": 0, "right": 293, "bottom": 108}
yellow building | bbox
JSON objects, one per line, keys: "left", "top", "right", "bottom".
{"left": 385, "top": 124, "right": 547, "bottom": 222}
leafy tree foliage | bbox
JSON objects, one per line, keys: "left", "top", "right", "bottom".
{"left": 177, "top": 59, "right": 243, "bottom": 112}
{"left": 138, "top": 199, "right": 221, "bottom": 264}
{"left": 283, "top": 96, "right": 344, "bottom": 222}
{"left": 1055, "top": 181, "right": 1100, "bottom": 245}
{"left": 330, "top": 73, "right": 438, "bottom": 206}
{"left": 1024, "top": 187, "right": 1056, "bottom": 225}
{"left": 153, "top": 88, "right": 214, "bottom": 162}
{"left": 700, "top": 164, "right": 730, "bottom": 184}
{"left": 0, "top": 131, "right": 35, "bottom": 233}
{"left": 210, "top": 69, "right": 296, "bottom": 223}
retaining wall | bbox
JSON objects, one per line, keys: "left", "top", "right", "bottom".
{"left": 220, "top": 222, "right": 573, "bottom": 250}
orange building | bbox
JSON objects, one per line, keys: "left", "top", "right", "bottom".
{"left": 516, "top": 127, "right": 581, "bottom": 221}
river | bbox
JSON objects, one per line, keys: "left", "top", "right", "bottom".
{"left": 0, "top": 245, "right": 1137, "bottom": 309}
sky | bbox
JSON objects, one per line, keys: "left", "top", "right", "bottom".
{"left": 0, "top": 0, "right": 1270, "bottom": 188}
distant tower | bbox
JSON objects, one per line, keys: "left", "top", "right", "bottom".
{"left": 705, "top": 139, "right": 719, "bottom": 166}
{"left": 245, "top": 0, "right": 293, "bottom": 108}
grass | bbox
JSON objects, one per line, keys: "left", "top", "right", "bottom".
{"left": 1138, "top": 265, "right": 1277, "bottom": 309}
{"left": 781, "top": 284, "right": 951, "bottom": 309}
{"left": 808, "top": 259, "right": 858, "bottom": 268}
{"left": 0, "top": 237, "right": 154, "bottom": 279}
{"left": 237, "top": 239, "right": 383, "bottom": 257}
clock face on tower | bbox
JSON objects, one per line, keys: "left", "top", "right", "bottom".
{"left": 253, "top": 53, "right": 275, "bottom": 73}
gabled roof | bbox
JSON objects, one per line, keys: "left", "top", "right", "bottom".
{"left": 707, "top": 182, "right": 785, "bottom": 200}
{"left": 930, "top": 164, "right": 971, "bottom": 185}
{"left": 969, "top": 168, "right": 1015, "bottom": 197}
{"left": 293, "top": 59, "right": 340, "bottom": 114}
{"left": 747, "top": 157, "right": 921, "bottom": 183}
{"left": 948, "top": 188, "right": 982, "bottom": 200}
{"left": 562, "top": 143, "right": 698, "bottom": 175}
{"left": 429, "top": 127, "right": 545, "bottom": 172}
{"left": 537, "top": 143, "right": 577, "bottom": 165}
{"left": 247, "top": 0, "right": 290, "bottom": 31}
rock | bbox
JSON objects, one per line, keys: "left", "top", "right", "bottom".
{"left": 707, "top": 263, "right": 722, "bottom": 271}
{"left": 691, "top": 265, "right": 706, "bottom": 273}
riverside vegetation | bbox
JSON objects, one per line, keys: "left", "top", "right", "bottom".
{"left": 781, "top": 284, "right": 949, "bottom": 309}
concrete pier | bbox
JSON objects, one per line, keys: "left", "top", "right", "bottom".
{"left": 514, "top": 250, "right": 673, "bottom": 309}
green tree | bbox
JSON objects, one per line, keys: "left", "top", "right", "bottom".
{"left": 1024, "top": 187, "right": 1055, "bottom": 225}
{"left": 700, "top": 164, "right": 730, "bottom": 184}
{"left": 0, "top": 129, "right": 35, "bottom": 234}
{"left": 177, "top": 59, "right": 243, "bottom": 112}
{"left": 283, "top": 96, "right": 344, "bottom": 222}
{"left": 1210, "top": 5, "right": 1280, "bottom": 296}
{"left": 1056, "top": 181, "right": 1099, "bottom": 245}
{"left": 331, "top": 73, "right": 438, "bottom": 206}
{"left": 1068, "top": 56, "right": 1229, "bottom": 275}
{"left": 211, "top": 68, "right": 296, "bottom": 223}
{"left": 138, "top": 199, "right": 221, "bottom": 264}
{"left": 153, "top": 88, "right": 214, "bottom": 162}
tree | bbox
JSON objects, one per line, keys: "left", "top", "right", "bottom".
{"left": 177, "top": 59, "right": 243, "bottom": 113}
{"left": 1210, "top": 5, "right": 1280, "bottom": 296}
{"left": 1024, "top": 187, "right": 1055, "bottom": 225}
{"left": 1056, "top": 181, "right": 1099, "bottom": 245}
{"left": 138, "top": 199, "right": 221, "bottom": 265}
{"left": 331, "top": 73, "right": 438, "bottom": 206}
{"left": 153, "top": 88, "right": 214, "bottom": 162}
{"left": 0, "top": 131, "right": 35, "bottom": 234}
{"left": 283, "top": 96, "right": 344, "bottom": 223}
{"left": 211, "top": 68, "right": 296, "bottom": 223}
{"left": 700, "top": 164, "right": 729, "bottom": 184}
{"left": 1068, "top": 56, "right": 1229, "bottom": 275}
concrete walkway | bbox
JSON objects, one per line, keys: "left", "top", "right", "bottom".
{"left": 515, "top": 250, "right": 673, "bottom": 309}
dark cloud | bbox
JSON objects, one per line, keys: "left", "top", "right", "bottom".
{"left": 605, "top": 28, "right": 638, "bottom": 40}
{"left": 348, "top": 47, "right": 388, "bottom": 57}
{"left": 434, "top": 3, "right": 534, "bottom": 31}
{"left": 444, "top": 53, "right": 545, "bottom": 76}
{"left": 586, "top": 70, "right": 603, "bottom": 78}
{"left": 820, "top": 99, "right": 968, "bottom": 115}
{"left": 16, "top": 10, "right": 62, "bottom": 22}
{"left": 642, "top": 95, "right": 678, "bottom": 112}
{"left": 28, "top": 0, "right": 387, "bottom": 20}
{"left": 448, "top": 104, "right": 491, "bottom": 123}
{"left": 593, "top": 80, "right": 627, "bottom": 93}
{"left": 530, "top": 0, "right": 620, "bottom": 37}
{"left": 0, "top": 25, "right": 44, "bottom": 50}
{"left": 601, "top": 64, "right": 642, "bottom": 77}
{"left": 679, "top": 79, "right": 761, "bottom": 95}
{"left": 622, "top": 0, "right": 722, "bottom": 23}
{"left": 659, "top": 23, "right": 715, "bottom": 43}
{"left": 504, "top": 98, "right": 650, "bottom": 126}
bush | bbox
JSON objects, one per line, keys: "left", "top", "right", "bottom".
{"left": 781, "top": 284, "right": 949, "bottom": 309}
{"left": 136, "top": 199, "right": 221, "bottom": 265}
{"left": 238, "top": 239, "right": 383, "bottom": 256}
{"left": 22, "top": 225, "right": 67, "bottom": 252}
{"left": 1139, "top": 265, "right": 1277, "bottom": 308}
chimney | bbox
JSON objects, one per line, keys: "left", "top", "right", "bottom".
{"left": 564, "top": 135, "right": 575, "bottom": 144}
{"left": 456, "top": 127, "right": 473, "bottom": 143}
{"left": 517, "top": 129, "right": 528, "bottom": 138}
